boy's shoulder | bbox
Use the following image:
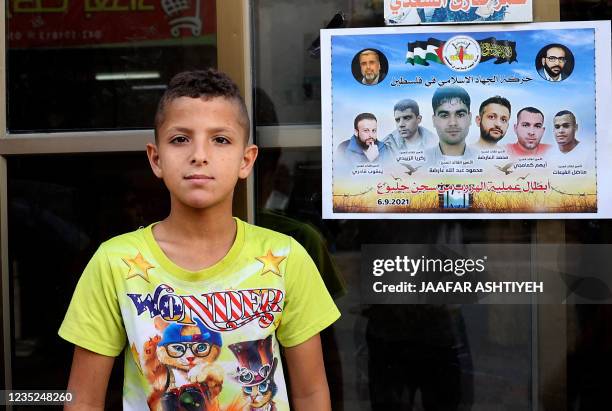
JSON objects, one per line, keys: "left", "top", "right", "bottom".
{"left": 97, "top": 225, "right": 150, "bottom": 254}
{"left": 242, "top": 219, "right": 296, "bottom": 248}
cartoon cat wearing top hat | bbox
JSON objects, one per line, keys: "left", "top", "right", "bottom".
{"left": 228, "top": 335, "right": 278, "bottom": 411}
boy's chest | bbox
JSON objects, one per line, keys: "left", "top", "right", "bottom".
{"left": 119, "top": 252, "right": 288, "bottom": 335}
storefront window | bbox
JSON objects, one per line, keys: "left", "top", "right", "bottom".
{"left": 7, "top": 153, "right": 169, "bottom": 400}
{"left": 255, "top": 146, "right": 536, "bottom": 409}
{"left": 560, "top": 0, "right": 612, "bottom": 20}
{"left": 3, "top": 1, "right": 612, "bottom": 409}
{"left": 253, "top": 1, "right": 612, "bottom": 409}
{"left": 7, "top": 0, "right": 217, "bottom": 132}
{"left": 2, "top": 1, "right": 244, "bottom": 401}
{"left": 254, "top": 0, "right": 384, "bottom": 126}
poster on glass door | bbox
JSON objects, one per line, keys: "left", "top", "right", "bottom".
{"left": 321, "top": 21, "right": 612, "bottom": 219}
{"left": 384, "top": 0, "right": 533, "bottom": 25}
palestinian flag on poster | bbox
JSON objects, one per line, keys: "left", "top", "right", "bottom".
{"left": 406, "top": 38, "right": 444, "bottom": 66}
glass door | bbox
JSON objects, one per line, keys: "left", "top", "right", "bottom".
{"left": 1, "top": 1, "right": 251, "bottom": 402}
{"left": 250, "top": 1, "right": 610, "bottom": 410}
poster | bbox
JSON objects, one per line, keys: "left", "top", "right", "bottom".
{"left": 384, "top": 0, "right": 533, "bottom": 25}
{"left": 321, "top": 22, "right": 612, "bottom": 219}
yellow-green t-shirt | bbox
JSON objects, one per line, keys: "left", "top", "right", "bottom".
{"left": 59, "top": 219, "right": 340, "bottom": 410}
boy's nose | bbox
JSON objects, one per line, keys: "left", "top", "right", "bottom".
{"left": 190, "top": 146, "right": 208, "bottom": 164}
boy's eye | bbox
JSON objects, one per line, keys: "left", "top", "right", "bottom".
{"left": 214, "top": 136, "right": 230, "bottom": 144}
{"left": 170, "top": 135, "right": 189, "bottom": 144}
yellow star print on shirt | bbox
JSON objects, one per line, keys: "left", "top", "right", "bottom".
{"left": 122, "top": 252, "right": 155, "bottom": 282}
{"left": 256, "top": 249, "right": 286, "bottom": 277}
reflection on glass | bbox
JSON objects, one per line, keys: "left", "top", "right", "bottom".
{"left": 255, "top": 147, "right": 537, "bottom": 409}
{"left": 560, "top": 0, "right": 612, "bottom": 21}
{"left": 7, "top": 154, "right": 168, "bottom": 403}
{"left": 7, "top": 1, "right": 217, "bottom": 132}
{"left": 253, "top": 0, "right": 384, "bottom": 126}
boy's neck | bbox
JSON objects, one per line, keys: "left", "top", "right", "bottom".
{"left": 165, "top": 207, "right": 235, "bottom": 239}
{"left": 153, "top": 204, "right": 238, "bottom": 271}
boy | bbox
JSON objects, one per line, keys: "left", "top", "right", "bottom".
{"left": 59, "top": 70, "right": 340, "bottom": 410}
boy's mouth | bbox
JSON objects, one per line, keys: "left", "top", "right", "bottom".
{"left": 185, "top": 174, "right": 213, "bottom": 180}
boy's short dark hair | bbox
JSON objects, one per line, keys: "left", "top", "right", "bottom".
{"left": 432, "top": 86, "right": 471, "bottom": 113}
{"left": 154, "top": 69, "right": 250, "bottom": 141}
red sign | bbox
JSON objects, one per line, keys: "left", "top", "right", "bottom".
{"left": 7, "top": 0, "right": 216, "bottom": 48}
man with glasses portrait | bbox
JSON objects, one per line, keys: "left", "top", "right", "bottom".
{"left": 537, "top": 44, "right": 572, "bottom": 82}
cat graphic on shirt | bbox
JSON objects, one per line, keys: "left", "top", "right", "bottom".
{"left": 229, "top": 335, "right": 279, "bottom": 411}
{"left": 143, "top": 317, "right": 224, "bottom": 411}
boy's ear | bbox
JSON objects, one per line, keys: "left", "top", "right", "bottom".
{"left": 146, "top": 143, "right": 163, "bottom": 179}
{"left": 238, "top": 144, "right": 259, "bottom": 179}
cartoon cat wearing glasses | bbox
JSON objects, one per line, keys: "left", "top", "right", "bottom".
{"left": 143, "top": 318, "right": 224, "bottom": 411}
{"left": 228, "top": 335, "right": 278, "bottom": 411}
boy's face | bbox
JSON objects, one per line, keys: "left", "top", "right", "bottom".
{"left": 147, "top": 96, "right": 257, "bottom": 212}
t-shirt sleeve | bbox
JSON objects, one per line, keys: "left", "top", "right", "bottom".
{"left": 58, "top": 245, "right": 126, "bottom": 357}
{"left": 276, "top": 238, "right": 341, "bottom": 347}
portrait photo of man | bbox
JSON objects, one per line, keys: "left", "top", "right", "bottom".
{"left": 336, "top": 112, "right": 390, "bottom": 166}
{"left": 553, "top": 110, "right": 582, "bottom": 154}
{"left": 472, "top": 96, "right": 512, "bottom": 150}
{"left": 425, "top": 86, "right": 478, "bottom": 162}
{"left": 536, "top": 44, "right": 575, "bottom": 82}
{"left": 351, "top": 49, "right": 388, "bottom": 86}
{"left": 382, "top": 98, "right": 437, "bottom": 156}
{"left": 506, "top": 107, "right": 551, "bottom": 157}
